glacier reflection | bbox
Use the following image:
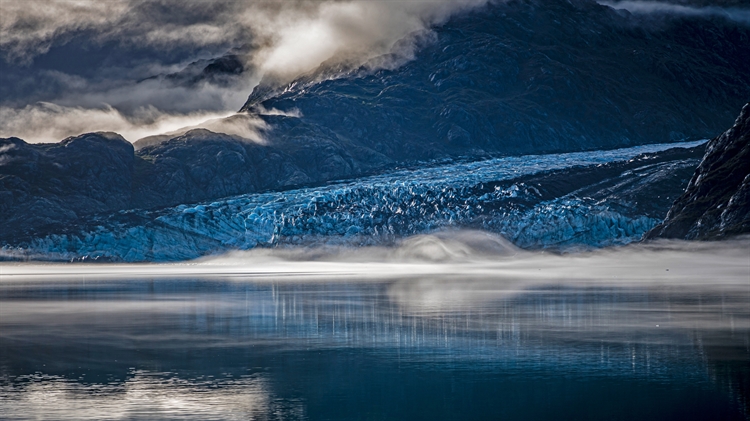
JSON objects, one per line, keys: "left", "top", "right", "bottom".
{"left": 1, "top": 235, "right": 748, "bottom": 419}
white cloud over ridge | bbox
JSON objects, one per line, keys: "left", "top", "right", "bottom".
{"left": 0, "top": 103, "right": 237, "bottom": 144}
{"left": 5, "top": 0, "right": 744, "bottom": 144}
{"left": 599, "top": 1, "right": 750, "bottom": 25}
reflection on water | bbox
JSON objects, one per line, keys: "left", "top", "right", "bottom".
{"left": 1, "top": 236, "right": 748, "bottom": 420}
{"left": 1, "top": 371, "right": 284, "bottom": 421}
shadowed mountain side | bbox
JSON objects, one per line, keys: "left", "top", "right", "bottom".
{"left": 0, "top": 129, "right": 393, "bottom": 243}
{"left": 0, "top": 133, "right": 134, "bottom": 235}
{"left": 646, "top": 103, "right": 750, "bottom": 240}
{"left": 243, "top": 0, "right": 750, "bottom": 160}
{"left": 509, "top": 144, "right": 705, "bottom": 217}
{"left": 131, "top": 129, "right": 392, "bottom": 210}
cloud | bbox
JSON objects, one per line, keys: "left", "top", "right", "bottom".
{"left": 1, "top": 0, "right": 491, "bottom": 79}
{"left": 599, "top": 1, "right": 750, "bottom": 25}
{"left": 0, "top": 0, "right": 242, "bottom": 64}
{"left": 0, "top": 103, "right": 241, "bottom": 144}
{"left": 0, "top": 0, "right": 492, "bottom": 143}
{"left": 135, "top": 108, "right": 303, "bottom": 146}
{"left": 59, "top": 76, "right": 260, "bottom": 115}
{"left": 250, "top": 0, "right": 488, "bottom": 80}
{"left": 0, "top": 100, "right": 305, "bottom": 145}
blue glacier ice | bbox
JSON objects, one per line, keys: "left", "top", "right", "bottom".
{"left": 6, "top": 140, "right": 705, "bottom": 261}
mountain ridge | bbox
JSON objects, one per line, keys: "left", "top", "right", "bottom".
{"left": 242, "top": 0, "right": 749, "bottom": 161}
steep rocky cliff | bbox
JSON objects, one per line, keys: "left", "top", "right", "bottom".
{"left": 646, "top": 104, "right": 750, "bottom": 240}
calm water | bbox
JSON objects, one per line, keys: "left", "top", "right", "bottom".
{"left": 1, "top": 237, "right": 748, "bottom": 420}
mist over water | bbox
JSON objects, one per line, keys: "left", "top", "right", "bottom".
{"left": 1, "top": 234, "right": 748, "bottom": 420}
{"left": 5, "top": 229, "right": 747, "bottom": 282}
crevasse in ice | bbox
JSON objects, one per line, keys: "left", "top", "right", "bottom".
{"left": 15, "top": 141, "right": 705, "bottom": 261}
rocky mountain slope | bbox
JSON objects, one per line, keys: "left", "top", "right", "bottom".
{"left": 646, "top": 103, "right": 750, "bottom": 240}
{"left": 244, "top": 0, "right": 750, "bottom": 160}
{"left": 1, "top": 129, "right": 385, "bottom": 243}
{"left": 0, "top": 133, "right": 134, "bottom": 240}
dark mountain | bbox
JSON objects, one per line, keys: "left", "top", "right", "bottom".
{"left": 130, "top": 128, "right": 385, "bottom": 210}
{"left": 646, "top": 103, "right": 750, "bottom": 240}
{"left": 0, "top": 127, "right": 396, "bottom": 242}
{"left": 243, "top": 0, "right": 749, "bottom": 161}
{"left": 0, "top": 133, "right": 134, "bottom": 239}
{"left": 3, "top": 0, "right": 750, "bottom": 245}
{"left": 0, "top": 130, "right": 359, "bottom": 242}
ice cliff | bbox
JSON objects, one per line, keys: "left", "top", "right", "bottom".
{"left": 2, "top": 141, "right": 704, "bottom": 261}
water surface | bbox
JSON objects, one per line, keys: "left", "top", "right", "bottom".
{"left": 1, "top": 236, "right": 748, "bottom": 420}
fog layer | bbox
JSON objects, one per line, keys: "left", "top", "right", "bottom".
{"left": 3, "top": 232, "right": 747, "bottom": 290}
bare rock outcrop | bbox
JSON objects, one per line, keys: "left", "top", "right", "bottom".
{"left": 646, "top": 103, "right": 750, "bottom": 240}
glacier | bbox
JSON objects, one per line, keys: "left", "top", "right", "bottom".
{"left": 3, "top": 140, "right": 706, "bottom": 262}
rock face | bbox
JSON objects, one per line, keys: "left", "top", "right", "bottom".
{"left": 133, "top": 130, "right": 299, "bottom": 210}
{"left": 243, "top": 0, "right": 750, "bottom": 161}
{"left": 0, "top": 133, "right": 134, "bottom": 240}
{"left": 646, "top": 104, "right": 750, "bottom": 240}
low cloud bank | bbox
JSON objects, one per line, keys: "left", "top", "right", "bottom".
{"left": 0, "top": 103, "right": 238, "bottom": 144}
{"left": 4, "top": 231, "right": 748, "bottom": 289}
{"left": 599, "top": 1, "right": 750, "bottom": 25}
